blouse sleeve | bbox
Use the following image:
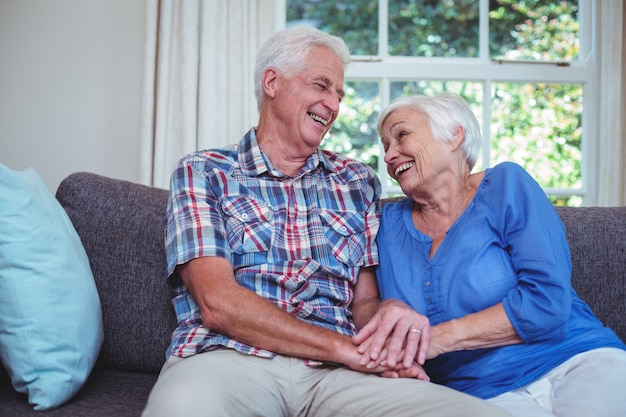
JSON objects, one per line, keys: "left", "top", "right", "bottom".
{"left": 491, "top": 163, "right": 573, "bottom": 342}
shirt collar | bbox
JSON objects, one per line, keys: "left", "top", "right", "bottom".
{"left": 238, "top": 128, "right": 336, "bottom": 178}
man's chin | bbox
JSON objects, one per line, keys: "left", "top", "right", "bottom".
{"left": 304, "top": 131, "right": 327, "bottom": 147}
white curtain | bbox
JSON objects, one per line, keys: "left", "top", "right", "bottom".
{"left": 140, "top": 0, "right": 275, "bottom": 189}
{"left": 597, "top": 1, "right": 626, "bottom": 206}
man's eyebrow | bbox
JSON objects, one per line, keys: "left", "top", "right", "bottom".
{"left": 315, "top": 75, "right": 332, "bottom": 85}
{"left": 316, "top": 75, "right": 345, "bottom": 99}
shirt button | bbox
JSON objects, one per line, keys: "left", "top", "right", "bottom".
{"left": 428, "top": 298, "right": 433, "bottom": 304}
{"left": 241, "top": 213, "right": 249, "bottom": 220}
{"left": 426, "top": 264, "right": 431, "bottom": 269}
{"left": 425, "top": 281, "right": 431, "bottom": 287}
{"left": 296, "top": 218, "right": 304, "bottom": 225}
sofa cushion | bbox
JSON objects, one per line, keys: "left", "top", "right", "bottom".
{"left": 0, "top": 165, "right": 104, "bottom": 411}
{"left": 0, "top": 368, "right": 156, "bottom": 417}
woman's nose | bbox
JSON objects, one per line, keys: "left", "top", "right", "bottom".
{"left": 383, "top": 145, "right": 396, "bottom": 164}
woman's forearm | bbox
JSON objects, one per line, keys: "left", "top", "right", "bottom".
{"left": 428, "top": 302, "right": 522, "bottom": 358}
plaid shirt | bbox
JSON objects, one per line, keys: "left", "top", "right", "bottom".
{"left": 164, "top": 128, "right": 381, "bottom": 360}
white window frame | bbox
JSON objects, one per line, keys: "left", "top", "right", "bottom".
{"left": 278, "top": 0, "right": 598, "bottom": 204}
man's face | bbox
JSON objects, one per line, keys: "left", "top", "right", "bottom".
{"left": 272, "top": 46, "right": 345, "bottom": 153}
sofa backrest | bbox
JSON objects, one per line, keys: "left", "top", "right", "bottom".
{"left": 55, "top": 173, "right": 625, "bottom": 374}
{"left": 56, "top": 172, "right": 176, "bottom": 374}
{"left": 556, "top": 206, "right": 626, "bottom": 341}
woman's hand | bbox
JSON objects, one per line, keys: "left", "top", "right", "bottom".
{"left": 352, "top": 298, "right": 430, "bottom": 369}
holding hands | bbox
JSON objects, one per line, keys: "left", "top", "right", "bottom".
{"left": 353, "top": 299, "right": 431, "bottom": 380}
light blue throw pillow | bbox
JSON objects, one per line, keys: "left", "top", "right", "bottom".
{"left": 0, "top": 164, "right": 104, "bottom": 411}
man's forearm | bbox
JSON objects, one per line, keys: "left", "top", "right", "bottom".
{"left": 351, "top": 266, "right": 383, "bottom": 330}
{"left": 352, "top": 297, "right": 381, "bottom": 330}
{"left": 179, "top": 256, "right": 367, "bottom": 367}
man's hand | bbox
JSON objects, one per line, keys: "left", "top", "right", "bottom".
{"left": 352, "top": 299, "right": 430, "bottom": 369}
{"left": 340, "top": 344, "right": 430, "bottom": 381}
{"left": 380, "top": 362, "right": 430, "bottom": 381}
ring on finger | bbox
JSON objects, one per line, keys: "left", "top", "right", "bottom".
{"left": 410, "top": 328, "right": 421, "bottom": 334}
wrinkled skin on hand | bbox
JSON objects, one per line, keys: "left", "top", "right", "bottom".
{"left": 353, "top": 299, "right": 431, "bottom": 379}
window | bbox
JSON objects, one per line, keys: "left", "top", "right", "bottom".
{"left": 284, "top": 0, "right": 594, "bottom": 206}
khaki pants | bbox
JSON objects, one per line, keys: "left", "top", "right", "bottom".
{"left": 142, "top": 349, "right": 511, "bottom": 417}
{"left": 488, "top": 348, "right": 626, "bottom": 417}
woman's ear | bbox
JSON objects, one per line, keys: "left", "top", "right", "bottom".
{"left": 451, "top": 126, "right": 465, "bottom": 151}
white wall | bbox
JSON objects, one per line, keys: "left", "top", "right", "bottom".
{"left": 0, "top": 0, "right": 146, "bottom": 192}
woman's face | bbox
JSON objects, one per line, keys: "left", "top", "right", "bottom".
{"left": 380, "top": 107, "right": 454, "bottom": 193}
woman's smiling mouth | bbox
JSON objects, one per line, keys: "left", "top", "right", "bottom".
{"left": 395, "top": 162, "right": 414, "bottom": 177}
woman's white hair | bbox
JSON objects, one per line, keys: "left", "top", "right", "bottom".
{"left": 254, "top": 26, "right": 350, "bottom": 111}
{"left": 377, "top": 93, "right": 482, "bottom": 170}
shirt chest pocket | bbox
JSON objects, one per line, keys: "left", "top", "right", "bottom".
{"left": 221, "top": 196, "right": 273, "bottom": 255}
{"left": 318, "top": 210, "right": 367, "bottom": 267}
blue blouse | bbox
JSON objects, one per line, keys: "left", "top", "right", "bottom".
{"left": 376, "top": 162, "right": 625, "bottom": 399}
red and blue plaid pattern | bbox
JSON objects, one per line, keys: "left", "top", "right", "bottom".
{"left": 164, "top": 129, "right": 381, "bottom": 359}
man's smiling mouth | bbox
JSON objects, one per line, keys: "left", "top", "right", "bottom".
{"left": 308, "top": 112, "right": 330, "bottom": 126}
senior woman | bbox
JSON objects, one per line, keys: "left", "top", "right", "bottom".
{"left": 355, "top": 93, "right": 626, "bottom": 417}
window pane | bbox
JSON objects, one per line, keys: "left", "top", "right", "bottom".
{"left": 388, "top": 0, "right": 479, "bottom": 57}
{"left": 490, "top": 82, "right": 583, "bottom": 191}
{"left": 284, "top": 0, "right": 592, "bottom": 206}
{"left": 322, "top": 81, "right": 381, "bottom": 171}
{"left": 286, "top": 0, "right": 378, "bottom": 55}
{"left": 489, "top": 0, "right": 579, "bottom": 61}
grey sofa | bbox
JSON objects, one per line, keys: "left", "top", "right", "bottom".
{"left": 0, "top": 172, "right": 624, "bottom": 416}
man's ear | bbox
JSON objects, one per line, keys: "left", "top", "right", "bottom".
{"left": 262, "top": 68, "right": 279, "bottom": 99}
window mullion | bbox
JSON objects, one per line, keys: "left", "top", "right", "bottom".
{"left": 479, "top": 0, "right": 491, "bottom": 170}
{"left": 482, "top": 79, "right": 492, "bottom": 171}
{"left": 578, "top": 0, "right": 593, "bottom": 63}
{"left": 479, "top": 0, "right": 490, "bottom": 61}
{"left": 379, "top": 76, "right": 391, "bottom": 196}
{"left": 379, "top": 0, "right": 388, "bottom": 59}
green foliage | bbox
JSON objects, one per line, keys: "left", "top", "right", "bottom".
{"left": 287, "top": 0, "right": 379, "bottom": 55}
{"left": 323, "top": 82, "right": 381, "bottom": 171}
{"left": 489, "top": 0, "right": 579, "bottom": 60}
{"left": 388, "top": 0, "right": 479, "bottom": 57}
{"left": 491, "top": 83, "right": 582, "bottom": 193}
